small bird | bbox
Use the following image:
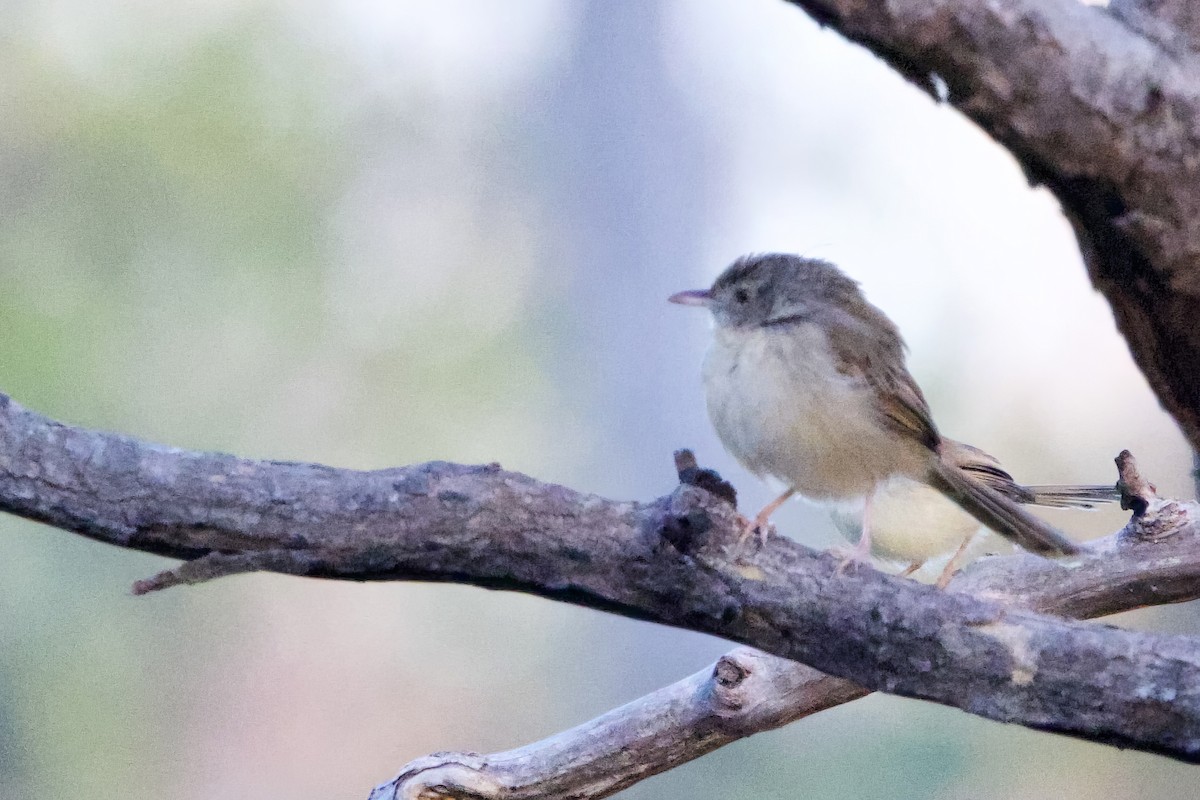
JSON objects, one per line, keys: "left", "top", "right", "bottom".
{"left": 829, "top": 439, "right": 1118, "bottom": 584}
{"left": 669, "top": 252, "right": 1091, "bottom": 569}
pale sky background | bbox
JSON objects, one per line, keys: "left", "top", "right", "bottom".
{"left": 0, "top": 1, "right": 1193, "bottom": 799}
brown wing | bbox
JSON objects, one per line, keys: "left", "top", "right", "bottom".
{"left": 820, "top": 302, "right": 940, "bottom": 452}
{"left": 928, "top": 456, "right": 1080, "bottom": 555}
{"left": 817, "top": 293, "right": 1078, "bottom": 555}
{"left": 938, "top": 439, "right": 1035, "bottom": 502}
{"left": 941, "top": 439, "right": 1119, "bottom": 507}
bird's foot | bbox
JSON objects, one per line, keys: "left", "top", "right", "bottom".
{"left": 830, "top": 537, "right": 874, "bottom": 576}
{"left": 734, "top": 513, "right": 774, "bottom": 553}
{"left": 934, "top": 564, "right": 959, "bottom": 590}
{"left": 934, "top": 535, "right": 975, "bottom": 589}
{"left": 734, "top": 489, "right": 794, "bottom": 554}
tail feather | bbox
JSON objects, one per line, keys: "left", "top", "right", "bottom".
{"left": 1022, "top": 484, "right": 1121, "bottom": 509}
{"left": 927, "top": 458, "right": 1081, "bottom": 556}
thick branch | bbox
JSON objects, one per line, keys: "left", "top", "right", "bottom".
{"left": 1111, "top": 0, "right": 1200, "bottom": 57}
{"left": 376, "top": 462, "right": 1195, "bottom": 799}
{"left": 785, "top": 0, "right": 1200, "bottom": 447}
{"left": 3, "top": 392, "right": 1200, "bottom": 764}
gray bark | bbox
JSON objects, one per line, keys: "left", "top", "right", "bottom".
{"left": 372, "top": 650, "right": 868, "bottom": 800}
{"left": 374, "top": 471, "right": 1195, "bottom": 800}
{"left": 2, "top": 393, "right": 1200, "bottom": 768}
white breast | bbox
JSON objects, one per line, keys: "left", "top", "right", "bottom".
{"left": 702, "top": 323, "right": 927, "bottom": 500}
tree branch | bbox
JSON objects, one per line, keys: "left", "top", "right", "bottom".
{"left": 3, "top": 391, "right": 1200, "bottom": 768}
{"left": 784, "top": 0, "right": 1200, "bottom": 449}
{"left": 5, "top": 1, "right": 1199, "bottom": 797}
{"left": 371, "top": 650, "right": 867, "bottom": 800}
{"left": 1110, "top": 0, "right": 1200, "bottom": 57}
{"left": 375, "top": 461, "right": 1195, "bottom": 799}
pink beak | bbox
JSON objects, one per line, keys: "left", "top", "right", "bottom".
{"left": 668, "top": 289, "right": 711, "bottom": 307}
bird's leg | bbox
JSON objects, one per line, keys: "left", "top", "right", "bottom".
{"left": 898, "top": 560, "right": 924, "bottom": 578}
{"left": 935, "top": 534, "right": 975, "bottom": 589}
{"left": 737, "top": 488, "right": 795, "bottom": 548}
{"left": 853, "top": 494, "right": 874, "bottom": 559}
{"left": 835, "top": 491, "right": 875, "bottom": 575}
{"left": 754, "top": 487, "right": 796, "bottom": 541}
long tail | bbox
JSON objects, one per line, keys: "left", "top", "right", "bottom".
{"left": 927, "top": 458, "right": 1081, "bottom": 556}
{"left": 1021, "top": 484, "right": 1121, "bottom": 509}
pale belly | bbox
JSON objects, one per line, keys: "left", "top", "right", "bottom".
{"left": 830, "top": 476, "right": 985, "bottom": 562}
{"left": 703, "top": 325, "right": 929, "bottom": 500}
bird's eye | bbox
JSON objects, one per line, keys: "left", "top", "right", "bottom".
{"left": 733, "top": 288, "right": 750, "bottom": 304}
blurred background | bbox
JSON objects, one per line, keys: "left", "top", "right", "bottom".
{"left": 0, "top": 1, "right": 1193, "bottom": 798}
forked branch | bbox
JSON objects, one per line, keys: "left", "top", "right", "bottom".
{"left": 2, "top": 393, "right": 1200, "bottom": 772}
{"left": 374, "top": 453, "right": 1199, "bottom": 799}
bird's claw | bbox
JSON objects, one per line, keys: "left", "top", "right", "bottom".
{"left": 735, "top": 514, "right": 773, "bottom": 553}
{"left": 830, "top": 542, "right": 873, "bottom": 577}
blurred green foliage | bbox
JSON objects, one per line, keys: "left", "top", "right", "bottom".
{"left": 0, "top": 7, "right": 574, "bottom": 799}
